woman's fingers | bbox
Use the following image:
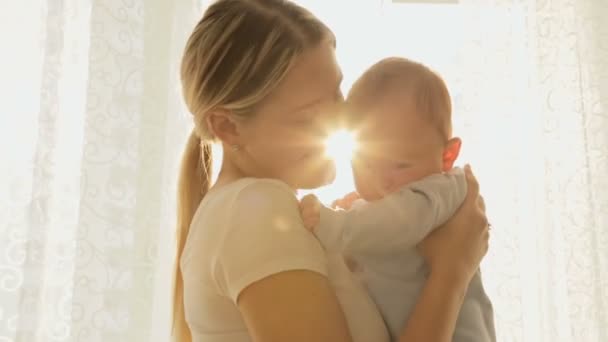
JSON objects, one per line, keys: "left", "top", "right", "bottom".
{"left": 483, "top": 229, "right": 490, "bottom": 254}
{"left": 465, "top": 165, "right": 489, "bottom": 233}
{"left": 477, "top": 195, "right": 486, "bottom": 212}
{"left": 464, "top": 164, "right": 480, "bottom": 202}
{"left": 416, "top": 165, "right": 492, "bottom": 283}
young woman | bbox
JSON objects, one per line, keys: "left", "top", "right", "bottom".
{"left": 172, "top": 1, "right": 490, "bottom": 341}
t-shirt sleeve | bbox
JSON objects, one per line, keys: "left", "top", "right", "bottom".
{"left": 215, "top": 180, "right": 328, "bottom": 303}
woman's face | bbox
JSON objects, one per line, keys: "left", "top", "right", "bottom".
{"left": 237, "top": 41, "right": 344, "bottom": 189}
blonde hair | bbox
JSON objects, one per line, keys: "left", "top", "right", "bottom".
{"left": 174, "top": 1, "right": 333, "bottom": 340}
{"left": 347, "top": 57, "right": 453, "bottom": 141}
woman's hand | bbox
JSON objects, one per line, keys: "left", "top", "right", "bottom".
{"left": 417, "top": 164, "right": 489, "bottom": 284}
{"left": 401, "top": 166, "right": 489, "bottom": 342}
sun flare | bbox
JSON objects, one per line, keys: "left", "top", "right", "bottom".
{"left": 324, "top": 129, "right": 358, "bottom": 162}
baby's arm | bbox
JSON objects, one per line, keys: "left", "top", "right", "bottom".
{"left": 313, "top": 168, "right": 467, "bottom": 257}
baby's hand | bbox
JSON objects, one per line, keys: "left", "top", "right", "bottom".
{"left": 330, "top": 191, "right": 360, "bottom": 210}
{"left": 299, "top": 194, "right": 321, "bottom": 232}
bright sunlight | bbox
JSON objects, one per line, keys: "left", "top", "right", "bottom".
{"left": 212, "top": 129, "right": 359, "bottom": 204}
{"left": 324, "top": 129, "right": 358, "bottom": 162}
{"left": 297, "top": 128, "right": 359, "bottom": 204}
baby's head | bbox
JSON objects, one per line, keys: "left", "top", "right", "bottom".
{"left": 347, "top": 57, "right": 462, "bottom": 201}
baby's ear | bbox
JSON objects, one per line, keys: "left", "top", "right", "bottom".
{"left": 442, "top": 137, "right": 462, "bottom": 171}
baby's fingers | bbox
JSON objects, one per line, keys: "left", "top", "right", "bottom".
{"left": 300, "top": 194, "right": 321, "bottom": 232}
{"left": 300, "top": 194, "right": 321, "bottom": 211}
{"left": 302, "top": 215, "right": 320, "bottom": 232}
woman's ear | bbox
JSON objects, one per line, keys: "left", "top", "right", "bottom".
{"left": 206, "top": 109, "right": 240, "bottom": 146}
{"left": 442, "top": 137, "right": 462, "bottom": 171}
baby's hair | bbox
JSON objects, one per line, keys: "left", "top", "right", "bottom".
{"left": 347, "top": 57, "right": 452, "bottom": 141}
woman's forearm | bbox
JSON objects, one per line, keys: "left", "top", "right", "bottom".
{"left": 398, "top": 270, "right": 468, "bottom": 342}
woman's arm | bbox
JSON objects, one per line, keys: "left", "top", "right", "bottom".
{"left": 399, "top": 165, "right": 489, "bottom": 342}
{"left": 219, "top": 180, "right": 355, "bottom": 342}
{"left": 398, "top": 271, "right": 469, "bottom": 342}
{"left": 238, "top": 270, "right": 353, "bottom": 342}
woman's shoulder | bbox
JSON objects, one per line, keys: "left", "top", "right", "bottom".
{"left": 184, "top": 177, "right": 313, "bottom": 275}
{"left": 193, "top": 177, "right": 303, "bottom": 240}
{"left": 234, "top": 177, "right": 295, "bottom": 198}
{"left": 207, "top": 177, "right": 298, "bottom": 212}
{"left": 200, "top": 179, "right": 327, "bottom": 300}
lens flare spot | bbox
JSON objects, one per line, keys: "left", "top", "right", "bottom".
{"left": 324, "top": 129, "right": 358, "bottom": 162}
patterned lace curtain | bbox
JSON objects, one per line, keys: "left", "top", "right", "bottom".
{"left": 0, "top": 1, "right": 204, "bottom": 341}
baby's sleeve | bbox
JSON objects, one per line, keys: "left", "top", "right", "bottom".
{"left": 215, "top": 180, "right": 328, "bottom": 303}
{"left": 322, "top": 168, "right": 467, "bottom": 258}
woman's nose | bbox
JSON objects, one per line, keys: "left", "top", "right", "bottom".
{"left": 326, "top": 94, "right": 346, "bottom": 123}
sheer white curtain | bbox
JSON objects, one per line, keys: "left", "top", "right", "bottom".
{"left": 0, "top": 1, "right": 201, "bottom": 341}
{"left": 0, "top": 0, "right": 605, "bottom": 342}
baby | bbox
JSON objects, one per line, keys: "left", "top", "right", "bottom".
{"left": 301, "top": 57, "right": 496, "bottom": 341}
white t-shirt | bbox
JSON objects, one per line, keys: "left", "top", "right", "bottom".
{"left": 180, "top": 178, "right": 389, "bottom": 342}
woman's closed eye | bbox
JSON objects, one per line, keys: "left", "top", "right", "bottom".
{"left": 294, "top": 118, "right": 315, "bottom": 126}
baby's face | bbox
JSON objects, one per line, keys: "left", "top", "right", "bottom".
{"left": 351, "top": 96, "right": 446, "bottom": 201}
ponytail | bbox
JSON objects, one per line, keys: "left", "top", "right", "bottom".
{"left": 172, "top": 130, "right": 212, "bottom": 342}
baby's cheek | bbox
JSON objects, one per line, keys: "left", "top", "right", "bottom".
{"left": 352, "top": 166, "right": 381, "bottom": 199}
{"left": 352, "top": 161, "right": 370, "bottom": 181}
{"left": 385, "top": 171, "right": 418, "bottom": 192}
